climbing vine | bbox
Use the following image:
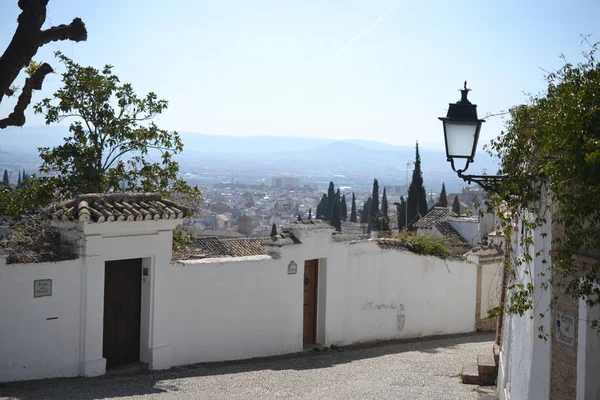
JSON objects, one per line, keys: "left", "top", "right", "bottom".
{"left": 484, "top": 38, "right": 600, "bottom": 331}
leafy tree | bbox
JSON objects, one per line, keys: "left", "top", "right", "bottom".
{"left": 0, "top": 176, "right": 56, "bottom": 216}
{"left": 486, "top": 39, "right": 600, "bottom": 323}
{"left": 406, "top": 142, "right": 428, "bottom": 226}
{"left": 330, "top": 195, "right": 341, "bottom": 232}
{"left": 270, "top": 223, "right": 277, "bottom": 237}
{"left": 350, "top": 192, "right": 357, "bottom": 222}
{"left": 452, "top": 195, "right": 461, "bottom": 216}
{"left": 34, "top": 53, "right": 198, "bottom": 201}
{"left": 340, "top": 194, "right": 347, "bottom": 221}
{"left": 326, "top": 182, "right": 335, "bottom": 220}
{"left": 2, "top": 169, "right": 8, "bottom": 186}
{"left": 0, "top": 1, "right": 87, "bottom": 129}
{"left": 438, "top": 183, "right": 448, "bottom": 207}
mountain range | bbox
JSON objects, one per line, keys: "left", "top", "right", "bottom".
{"left": 0, "top": 126, "right": 500, "bottom": 192}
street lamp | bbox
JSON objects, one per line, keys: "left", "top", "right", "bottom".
{"left": 439, "top": 81, "right": 506, "bottom": 192}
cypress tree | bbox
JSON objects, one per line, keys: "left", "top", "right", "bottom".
{"left": 381, "top": 187, "right": 388, "bottom": 218}
{"left": 370, "top": 178, "right": 380, "bottom": 231}
{"left": 297, "top": 213, "right": 302, "bottom": 221}
{"left": 364, "top": 197, "right": 372, "bottom": 230}
{"left": 340, "top": 194, "right": 347, "bottom": 221}
{"left": 406, "top": 142, "right": 428, "bottom": 226}
{"left": 2, "top": 169, "right": 8, "bottom": 186}
{"left": 452, "top": 195, "right": 461, "bottom": 216}
{"left": 17, "top": 170, "right": 21, "bottom": 188}
{"left": 326, "top": 182, "right": 335, "bottom": 220}
{"left": 317, "top": 193, "right": 327, "bottom": 219}
{"left": 331, "top": 195, "right": 341, "bottom": 232}
{"left": 438, "top": 183, "right": 448, "bottom": 207}
{"left": 396, "top": 196, "right": 407, "bottom": 230}
{"left": 270, "top": 223, "right": 278, "bottom": 237}
{"left": 308, "top": 208, "right": 312, "bottom": 220}
{"left": 350, "top": 193, "right": 357, "bottom": 222}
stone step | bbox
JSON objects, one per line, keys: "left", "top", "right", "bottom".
{"left": 461, "top": 362, "right": 481, "bottom": 385}
{"left": 493, "top": 343, "right": 500, "bottom": 366}
{"left": 477, "top": 353, "right": 497, "bottom": 377}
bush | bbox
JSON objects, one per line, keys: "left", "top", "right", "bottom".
{"left": 395, "top": 231, "right": 451, "bottom": 259}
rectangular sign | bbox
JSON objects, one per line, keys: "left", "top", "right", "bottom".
{"left": 34, "top": 279, "right": 52, "bottom": 298}
{"left": 555, "top": 312, "right": 575, "bottom": 347}
{"left": 287, "top": 261, "right": 298, "bottom": 275}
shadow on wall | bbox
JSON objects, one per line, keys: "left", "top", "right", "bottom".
{"left": 0, "top": 332, "right": 494, "bottom": 400}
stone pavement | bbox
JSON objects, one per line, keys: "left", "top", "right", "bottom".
{"left": 0, "top": 332, "right": 498, "bottom": 400}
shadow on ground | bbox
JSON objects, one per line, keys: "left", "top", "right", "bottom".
{"left": 0, "top": 332, "right": 494, "bottom": 400}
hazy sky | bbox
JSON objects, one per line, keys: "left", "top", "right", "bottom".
{"left": 1, "top": 0, "right": 599, "bottom": 149}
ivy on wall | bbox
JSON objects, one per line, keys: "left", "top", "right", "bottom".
{"left": 485, "top": 38, "right": 600, "bottom": 333}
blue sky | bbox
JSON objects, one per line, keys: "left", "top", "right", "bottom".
{"left": 1, "top": 0, "right": 599, "bottom": 149}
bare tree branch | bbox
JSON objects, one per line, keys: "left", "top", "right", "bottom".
{"left": 0, "top": 62, "right": 53, "bottom": 128}
{"left": 40, "top": 18, "right": 87, "bottom": 46}
{"left": 0, "top": 0, "right": 87, "bottom": 128}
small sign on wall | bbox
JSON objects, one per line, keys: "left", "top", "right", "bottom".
{"left": 34, "top": 279, "right": 52, "bottom": 298}
{"left": 556, "top": 311, "right": 575, "bottom": 347}
{"left": 287, "top": 261, "right": 298, "bottom": 275}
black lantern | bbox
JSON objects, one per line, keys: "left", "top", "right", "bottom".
{"left": 439, "top": 82, "right": 506, "bottom": 192}
{"left": 438, "top": 81, "right": 485, "bottom": 172}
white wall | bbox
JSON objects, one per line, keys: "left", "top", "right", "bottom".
{"left": 448, "top": 219, "right": 479, "bottom": 245}
{"left": 481, "top": 261, "right": 502, "bottom": 319}
{"left": 497, "top": 206, "right": 552, "bottom": 400}
{"left": 164, "top": 255, "right": 303, "bottom": 366}
{"left": 577, "top": 299, "right": 600, "bottom": 400}
{"left": 0, "top": 257, "right": 83, "bottom": 382}
{"left": 324, "top": 241, "right": 476, "bottom": 345}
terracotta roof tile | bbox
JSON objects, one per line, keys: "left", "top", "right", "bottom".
{"left": 435, "top": 221, "right": 470, "bottom": 247}
{"left": 190, "top": 237, "right": 267, "bottom": 258}
{"left": 47, "top": 193, "right": 189, "bottom": 223}
{"left": 413, "top": 207, "right": 456, "bottom": 228}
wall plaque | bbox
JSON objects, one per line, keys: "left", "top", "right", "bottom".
{"left": 287, "top": 261, "right": 298, "bottom": 275}
{"left": 34, "top": 279, "right": 52, "bottom": 298}
{"left": 555, "top": 311, "right": 575, "bottom": 347}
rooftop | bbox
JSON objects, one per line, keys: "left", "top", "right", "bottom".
{"left": 47, "top": 193, "right": 189, "bottom": 223}
{"left": 413, "top": 207, "right": 456, "bottom": 229}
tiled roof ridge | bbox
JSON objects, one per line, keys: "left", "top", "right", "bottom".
{"left": 47, "top": 192, "right": 189, "bottom": 223}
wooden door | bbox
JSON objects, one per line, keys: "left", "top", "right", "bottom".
{"left": 303, "top": 259, "right": 318, "bottom": 345}
{"left": 103, "top": 258, "right": 142, "bottom": 369}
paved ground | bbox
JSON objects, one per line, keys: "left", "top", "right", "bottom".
{"left": 0, "top": 333, "right": 498, "bottom": 400}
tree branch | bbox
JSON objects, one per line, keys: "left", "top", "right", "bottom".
{"left": 40, "top": 18, "right": 87, "bottom": 46}
{"left": 0, "top": 0, "right": 87, "bottom": 126}
{"left": 0, "top": 62, "right": 53, "bottom": 128}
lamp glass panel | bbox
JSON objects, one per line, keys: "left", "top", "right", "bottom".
{"left": 444, "top": 121, "right": 478, "bottom": 158}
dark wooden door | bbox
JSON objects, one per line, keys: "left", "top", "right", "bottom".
{"left": 303, "top": 259, "right": 318, "bottom": 345}
{"left": 103, "top": 258, "right": 142, "bottom": 369}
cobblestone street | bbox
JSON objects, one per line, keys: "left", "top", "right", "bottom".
{"left": 1, "top": 333, "right": 497, "bottom": 400}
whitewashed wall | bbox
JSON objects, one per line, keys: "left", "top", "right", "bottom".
{"left": 1, "top": 222, "right": 480, "bottom": 382}
{"left": 324, "top": 241, "right": 476, "bottom": 345}
{"left": 165, "top": 255, "right": 303, "bottom": 366}
{"left": 497, "top": 207, "right": 552, "bottom": 400}
{"left": 0, "top": 257, "right": 83, "bottom": 382}
{"left": 481, "top": 261, "right": 502, "bottom": 319}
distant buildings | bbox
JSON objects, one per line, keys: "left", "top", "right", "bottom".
{"left": 271, "top": 177, "right": 299, "bottom": 188}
